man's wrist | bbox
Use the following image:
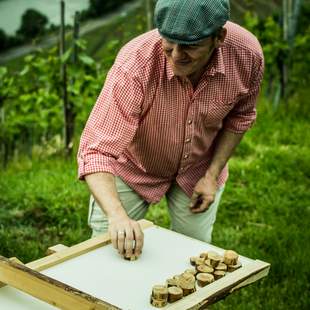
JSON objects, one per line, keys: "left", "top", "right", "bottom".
{"left": 107, "top": 205, "right": 128, "bottom": 222}
{"left": 205, "top": 166, "right": 221, "bottom": 180}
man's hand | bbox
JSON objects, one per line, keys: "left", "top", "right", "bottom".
{"left": 85, "top": 172, "right": 144, "bottom": 259}
{"left": 189, "top": 174, "right": 218, "bottom": 213}
{"left": 108, "top": 213, "right": 144, "bottom": 259}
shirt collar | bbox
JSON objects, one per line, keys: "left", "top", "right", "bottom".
{"left": 165, "top": 47, "right": 226, "bottom": 81}
{"left": 205, "top": 47, "right": 226, "bottom": 76}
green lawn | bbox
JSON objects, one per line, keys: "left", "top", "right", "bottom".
{"left": 0, "top": 94, "right": 309, "bottom": 309}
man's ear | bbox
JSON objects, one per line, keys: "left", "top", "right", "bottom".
{"left": 214, "top": 28, "right": 227, "bottom": 48}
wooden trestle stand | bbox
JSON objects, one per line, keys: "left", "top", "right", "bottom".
{"left": 0, "top": 220, "right": 270, "bottom": 309}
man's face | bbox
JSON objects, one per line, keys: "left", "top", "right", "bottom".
{"left": 161, "top": 37, "right": 216, "bottom": 78}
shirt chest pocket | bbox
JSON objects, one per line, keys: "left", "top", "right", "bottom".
{"left": 197, "top": 99, "right": 234, "bottom": 130}
{"left": 197, "top": 90, "right": 249, "bottom": 129}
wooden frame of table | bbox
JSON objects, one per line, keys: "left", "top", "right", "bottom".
{"left": 0, "top": 220, "right": 270, "bottom": 310}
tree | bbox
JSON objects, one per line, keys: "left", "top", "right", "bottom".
{"left": 0, "top": 29, "right": 8, "bottom": 51}
{"left": 16, "top": 9, "right": 48, "bottom": 40}
{"left": 88, "top": 0, "right": 131, "bottom": 17}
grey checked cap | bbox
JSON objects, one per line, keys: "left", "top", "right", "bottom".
{"left": 154, "top": 0, "right": 230, "bottom": 45}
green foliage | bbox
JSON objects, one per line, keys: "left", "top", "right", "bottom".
{"left": 81, "top": 6, "right": 147, "bottom": 65}
{"left": 1, "top": 5, "right": 148, "bottom": 162}
{"left": 0, "top": 41, "right": 105, "bottom": 162}
{"left": 243, "top": 8, "right": 310, "bottom": 101}
{"left": 16, "top": 9, "right": 48, "bottom": 39}
{"left": 291, "top": 26, "right": 310, "bottom": 88}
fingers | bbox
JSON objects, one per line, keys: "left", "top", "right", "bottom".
{"left": 117, "top": 230, "right": 126, "bottom": 255}
{"left": 133, "top": 222, "right": 144, "bottom": 257}
{"left": 110, "top": 229, "right": 118, "bottom": 250}
{"left": 109, "top": 220, "right": 144, "bottom": 259}
{"left": 190, "top": 195, "right": 215, "bottom": 213}
{"left": 189, "top": 192, "right": 200, "bottom": 209}
{"left": 124, "top": 226, "right": 134, "bottom": 257}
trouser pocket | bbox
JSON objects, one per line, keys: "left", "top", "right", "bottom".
{"left": 88, "top": 195, "right": 108, "bottom": 234}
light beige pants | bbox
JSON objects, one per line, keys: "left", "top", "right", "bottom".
{"left": 88, "top": 177, "right": 225, "bottom": 243}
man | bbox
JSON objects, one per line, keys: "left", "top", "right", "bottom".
{"left": 77, "top": 0, "right": 264, "bottom": 259}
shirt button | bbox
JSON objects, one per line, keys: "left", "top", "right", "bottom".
{"left": 187, "top": 120, "right": 192, "bottom": 125}
{"left": 185, "top": 138, "right": 191, "bottom": 143}
{"left": 184, "top": 154, "right": 189, "bottom": 159}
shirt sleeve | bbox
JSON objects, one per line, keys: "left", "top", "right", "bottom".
{"left": 77, "top": 65, "right": 143, "bottom": 179}
{"left": 223, "top": 55, "right": 264, "bottom": 134}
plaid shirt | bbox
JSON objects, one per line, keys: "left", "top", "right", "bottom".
{"left": 78, "top": 22, "right": 264, "bottom": 203}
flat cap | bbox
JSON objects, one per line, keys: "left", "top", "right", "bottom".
{"left": 154, "top": 0, "right": 230, "bottom": 45}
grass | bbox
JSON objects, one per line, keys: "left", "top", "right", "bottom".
{"left": 0, "top": 95, "right": 309, "bottom": 309}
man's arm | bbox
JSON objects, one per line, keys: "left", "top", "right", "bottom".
{"left": 189, "top": 130, "right": 243, "bottom": 213}
{"left": 85, "top": 172, "right": 144, "bottom": 257}
{"left": 190, "top": 52, "right": 264, "bottom": 213}
{"left": 78, "top": 65, "right": 145, "bottom": 258}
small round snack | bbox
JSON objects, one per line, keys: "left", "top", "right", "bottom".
{"left": 180, "top": 272, "right": 195, "bottom": 284}
{"left": 168, "top": 286, "right": 183, "bottom": 303}
{"left": 166, "top": 278, "right": 178, "bottom": 287}
{"left": 213, "top": 270, "right": 226, "bottom": 280}
{"left": 195, "top": 257, "right": 205, "bottom": 266}
{"left": 215, "top": 262, "right": 228, "bottom": 271}
{"left": 199, "top": 252, "right": 208, "bottom": 259}
{"left": 151, "top": 297, "right": 167, "bottom": 308}
{"left": 124, "top": 255, "right": 137, "bottom": 261}
{"left": 208, "top": 251, "right": 222, "bottom": 268}
{"left": 184, "top": 268, "right": 197, "bottom": 276}
{"left": 152, "top": 285, "right": 168, "bottom": 300}
{"left": 196, "top": 272, "right": 214, "bottom": 287}
{"left": 224, "top": 250, "right": 239, "bottom": 265}
{"left": 180, "top": 285, "right": 196, "bottom": 296}
{"left": 227, "top": 260, "right": 242, "bottom": 272}
{"left": 190, "top": 256, "right": 199, "bottom": 266}
{"left": 178, "top": 272, "right": 196, "bottom": 296}
{"left": 196, "top": 264, "right": 214, "bottom": 274}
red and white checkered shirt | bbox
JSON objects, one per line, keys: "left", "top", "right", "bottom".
{"left": 78, "top": 21, "right": 264, "bottom": 203}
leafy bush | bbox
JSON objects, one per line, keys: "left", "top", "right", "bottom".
{"left": 243, "top": 9, "right": 310, "bottom": 102}
{"left": 0, "top": 41, "right": 105, "bottom": 163}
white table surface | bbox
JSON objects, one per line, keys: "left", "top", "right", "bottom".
{"left": 0, "top": 226, "right": 254, "bottom": 310}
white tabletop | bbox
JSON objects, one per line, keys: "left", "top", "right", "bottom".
{"left": 0, "top": 226, "right": 254, "bottom": 310}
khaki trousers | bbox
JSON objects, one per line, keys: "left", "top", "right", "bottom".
{"left": 88, "top": 177, "right": 225, "bottom": 243}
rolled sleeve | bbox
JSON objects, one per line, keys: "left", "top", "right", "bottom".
{"left": 78, "top": 152, "right": 116, "bottom": 179}
{"left": 223, "top": 91, "right": 258, "bottom": 133}
{"left": 77, "top": 65, "right": 143, "bottom": 179}
{"left": 223, "top": 55, "right": 264, "bottom": 134}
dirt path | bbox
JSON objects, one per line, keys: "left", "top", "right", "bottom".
{"left": 0, "top": 0, "right": 141, "bottom": 64}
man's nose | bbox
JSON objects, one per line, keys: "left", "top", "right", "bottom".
{"left": 171, "top": 45, "right": 186, "bottom": 61}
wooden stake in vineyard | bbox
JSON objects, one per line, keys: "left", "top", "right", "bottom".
{"left": 145, "top": 0, "right": 153, "bottom": 31}
{"left": 281, "top": 0, "right": 303, "bottom": 103}
{"left": 73, "top": 12, "right": 80, "bottom": 63}
{"left": 59, "top": 0, "right": 75, "bottom": 156}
